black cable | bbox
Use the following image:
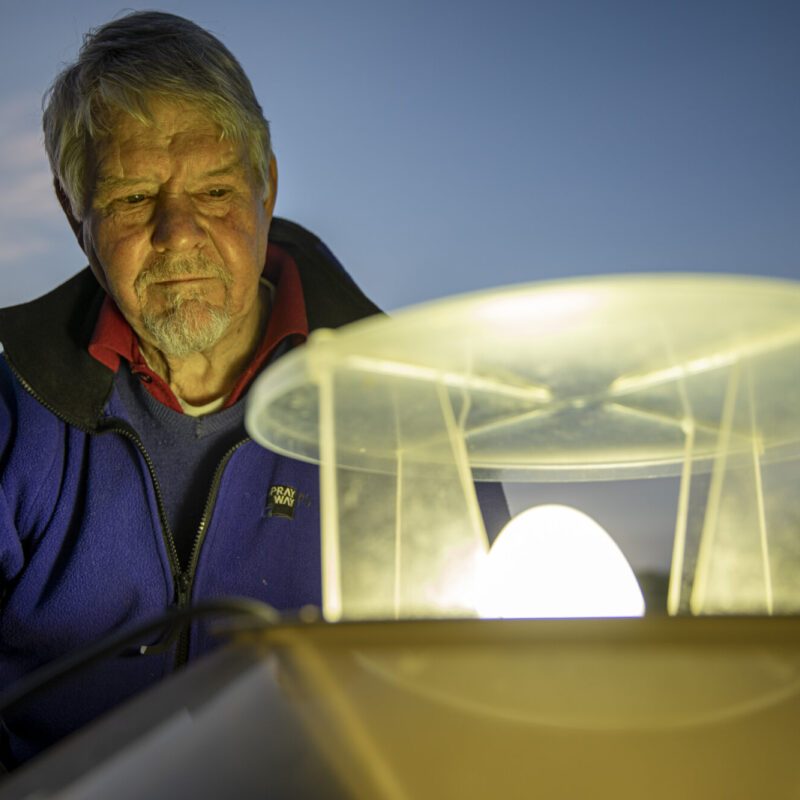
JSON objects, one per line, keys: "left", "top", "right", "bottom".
{"left": 0, "top": 597, "right": 281, "bottom": 716}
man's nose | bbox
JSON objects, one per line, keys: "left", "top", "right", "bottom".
{"left": 151, "top": 194, "right": 205, "bottom": 253}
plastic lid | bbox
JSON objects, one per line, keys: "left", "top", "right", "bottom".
{"left": 246, "top": 274, "right": 800, "bottom": 481}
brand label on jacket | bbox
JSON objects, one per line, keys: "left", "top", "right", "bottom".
{"left": 267, "top": 484, "right": 302, "bottom": 519}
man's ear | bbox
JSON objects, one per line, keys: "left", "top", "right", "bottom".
{"left": 53, "top": 179, "right": 85, "bottom": 251}
{"left": 264, "top": 154, "right": 278, "bottom": 219}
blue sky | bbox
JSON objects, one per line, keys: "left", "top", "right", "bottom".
{"left": 1, "top": 0, "right": 798, "bottom": 311}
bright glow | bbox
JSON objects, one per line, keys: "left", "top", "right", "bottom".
{"left": 476, "top": 287, "right": 600, "bottom": 330}
{"left": 476, "top": 504, "right": 645, "bottom": 618}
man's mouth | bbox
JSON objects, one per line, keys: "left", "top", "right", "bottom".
{"left": 152, "top": 276, "right": 216, "bottom": 287}
{"left": 135, "top": 257, "right": 233, "bottom": 298}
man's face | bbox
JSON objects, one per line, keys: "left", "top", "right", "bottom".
{"left": 82, "top": 99, "right": 275, "bottom": 358}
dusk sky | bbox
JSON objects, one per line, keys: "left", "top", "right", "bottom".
{"left": 1, "top": 1, "right": 798, "bottom": 311}
{"left": 1, "top": 1, "right": 798, "bottom": 579}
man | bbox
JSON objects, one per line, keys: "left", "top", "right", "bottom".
{"left": 0, "top": 11, "right": 508, "bottom": 768}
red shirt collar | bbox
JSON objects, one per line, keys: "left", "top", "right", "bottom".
{"left": 88, "top": 243, "right": 308, "bottom": 413}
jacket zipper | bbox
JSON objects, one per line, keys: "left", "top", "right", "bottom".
{"left": 5, "top": 358, "right": 250, "bottom": 669}
{"left": 106, "top": 423, "right": 182, "bottom": 584}
{"left": 173, "top": 438, "right": 249, "bottom": 666}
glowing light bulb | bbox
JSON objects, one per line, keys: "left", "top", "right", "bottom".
{"left": 476, "top": 504, "right": 645, "bottom": 619}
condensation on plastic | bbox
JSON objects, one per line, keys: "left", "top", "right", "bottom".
{"left": 246, "top": 274, "right": 800, "bottom": 619}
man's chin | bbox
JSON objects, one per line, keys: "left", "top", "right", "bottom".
{"left": 142, "top": 302, "right": 231, "bottom": 358}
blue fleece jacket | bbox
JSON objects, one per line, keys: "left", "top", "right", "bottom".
{"left": 0, "top": 350, "right": 326, "bottom": 763}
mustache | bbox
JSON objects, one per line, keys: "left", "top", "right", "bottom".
{"left": 134, "top": 254, "right": 232, "bottom": 293}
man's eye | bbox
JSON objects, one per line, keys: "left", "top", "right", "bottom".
{"left": 124, "top": 194, "right": 148, "bottom": 204}
{"left": 207, "top": 188, "right": 230, "bottom": 198}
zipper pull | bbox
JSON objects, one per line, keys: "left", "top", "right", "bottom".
{"left": 176, "top": 572, "right": 191, "bottom": 607}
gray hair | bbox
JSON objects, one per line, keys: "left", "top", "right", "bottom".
{"left": 43, "top": 10, "right": 272, "bottom": 220}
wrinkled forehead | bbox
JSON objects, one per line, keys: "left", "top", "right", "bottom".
{"left": 88, "top": 99, "right": 248, "bottom": 186}
{"left": 92, "top": 98, "right": 221, "bottom": 155}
